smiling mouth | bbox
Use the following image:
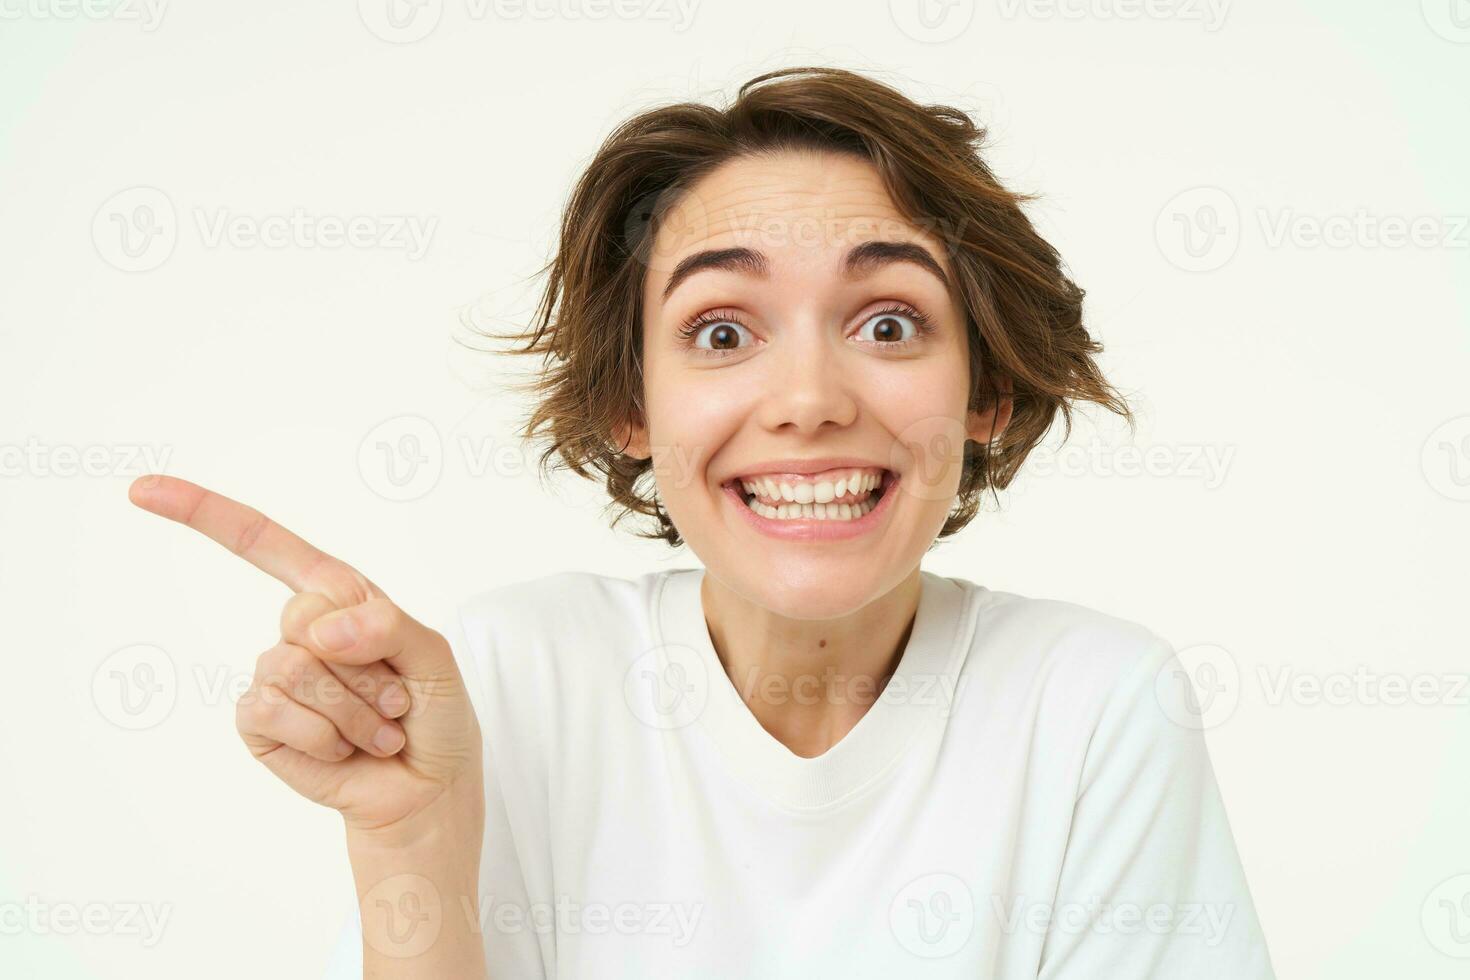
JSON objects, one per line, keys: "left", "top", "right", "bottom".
{"left": 724, "top": 467, "right": 896, "bottom": 522}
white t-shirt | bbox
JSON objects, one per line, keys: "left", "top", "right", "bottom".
{"left": 324, "top": 566, "right": 1275, "bottom": 979}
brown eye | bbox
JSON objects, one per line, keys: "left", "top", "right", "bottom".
{"left": 857, "top": 311, "right": 919, "bottom": 344}
{"left": 689, "top": 320, "right": 752, "bottom": 352}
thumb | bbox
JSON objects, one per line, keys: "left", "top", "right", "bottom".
{"left": 280, "top": 592, "right": 338, "bottom": 641}
{"left": 280, "top": 592, "right": 412, "bottom": 719}
{"left": 296, "top": 596, "right": 461, "bottom": 683}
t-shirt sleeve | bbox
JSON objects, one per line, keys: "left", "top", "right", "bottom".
{"left": 1037, "top": 639, "right": 1276, "bottom": 980}
{"left": 444, "top": 601, "right": 551, "bottom": 980}
{"left": 319, "top": 601, "right": 550, "bottom": 979}
{"left": 319, "top": 892, "right": 363, "bottom": 979}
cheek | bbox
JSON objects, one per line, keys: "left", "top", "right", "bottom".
{"left": 862, "top": 358, "right": 972, "bottom": 504}
{"left": 642, "top": 367, "right": 746, "bottom": 498}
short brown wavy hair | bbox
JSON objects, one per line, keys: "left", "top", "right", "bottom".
{"left": 486, "top": 66, "right": 1132, "bottom": 548}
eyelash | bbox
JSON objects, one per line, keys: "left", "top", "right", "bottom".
{"left": 676, "top": 303, "right": 936, "bottom": 358}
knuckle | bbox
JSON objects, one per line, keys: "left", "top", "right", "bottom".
{"left": 253, "top": 645, "right": 283, "bottom": 681}
{"left": 255, "top": 683, "right": 294, "bottom": 720}
{"left": 279, "top": 592, "right": 332, "bottom": 640}
{"left": 361, "top": 598, "right": 403, "bottom": 644}
{"left": 381, "top": 600, "right": 407, "bottom": 635}
{"left": 310, "top": 719, "right": 344, "bottom": 757}
{"left": 232, "top": 511, "right": 273, "bottom": 557}
{"left": 313, "top": 559, "right": 375, "bottom": 607}
{"left": 234, "top": 694, "right": 255, "bottom": 734}
{"left": 345, "top": 703, "right": 386, "bottom": 746}
{"left": 310, "top": 674, "right": 345, "bottom": 713}
{"left": 347, "top": 667, "right": 384, "bottom": 703}
{"left": 236, "top": 684, "right": 278, "bottom": 730}
{"left": 264, "top": 647, "right": 315, "bottom": 697}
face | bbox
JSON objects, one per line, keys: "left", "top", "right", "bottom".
{"left": 618, "top": 149, "right": 1011, "bottom": 620}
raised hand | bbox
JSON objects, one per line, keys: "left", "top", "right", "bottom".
{"left": 127, "top": 475, "right": 482, "bottom": 840}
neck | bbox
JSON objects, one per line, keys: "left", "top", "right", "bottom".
{"left": 699, "top": 566, "right": 923, "bottom": 759}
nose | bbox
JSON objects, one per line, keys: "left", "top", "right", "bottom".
{"left": 752, "top": 319, "right": 859, "bottom": 435}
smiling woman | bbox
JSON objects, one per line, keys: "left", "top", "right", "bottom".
{"left": 454, "top": 65, "right": 1271, "bottom": 977}
{"left": 129, "top": 66, "right": 1274, "bottom": 980}
{"left": 506, "top": 67, "right": 1131, "bottom": 554}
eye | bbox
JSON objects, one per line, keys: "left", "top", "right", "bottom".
{"left": 855, "top": 309, "right": 922, "bottom": 344}
{"left": 679, "top": 315, "right": 755, "bottom": 354}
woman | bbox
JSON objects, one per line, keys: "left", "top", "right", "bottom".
{"left": 129, "top": 67, "right": 1275, "bottom": 978}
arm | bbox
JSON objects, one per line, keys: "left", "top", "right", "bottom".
{"left": 1038, "top": 640, "right": 1275, "bottom": 979}
{"left": 347, "top": 802, "right": 487, "bottom": 979}
{"left": 322, "top": 605, "right": 552, "bottom": 980}
{"left": 127, "top": 475, "right": 491, "bottom": 979}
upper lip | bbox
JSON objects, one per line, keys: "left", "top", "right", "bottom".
{"left": 725, "top": 457, "right": 892, "bottom": 482}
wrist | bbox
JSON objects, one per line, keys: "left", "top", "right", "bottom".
{"left": 345, "top": 773, "right": 485, "bottom": 855}
{"left": 344, "top": 793, "right": 487, "bottom": 974}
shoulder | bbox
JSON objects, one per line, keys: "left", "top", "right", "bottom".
{"left": 444, "top": 568, "right": 671, "bottom": 697}
{"left": 960, "top": 580, "right": 1175, "bottom": 687}
{"left": 944, "top": 577, "right": 1184, "bottom": 738}
{"left": 457, "top": 567, "right": 642, "bottom": 616}
{"left": 946, "top": 577, "right": 1211, "bottom": 792}
{"left": 448, "top": 567, "right": 659, "bottom": 663}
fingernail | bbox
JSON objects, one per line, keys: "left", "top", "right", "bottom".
{"left": 310, "top": 612, "right": 358, "bottom": 652}
{"left": 373, "top": 725, "right": 405, "bottom": 755}
{"left": 336, "top": 738, "right": 353, "bottom": 758}
{"left": 378, "top": 683, "right": 410, "bottom": 717}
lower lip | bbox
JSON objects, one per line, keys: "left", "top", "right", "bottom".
{"left": 722, "top": 473, "right": 900, "bottom": 542}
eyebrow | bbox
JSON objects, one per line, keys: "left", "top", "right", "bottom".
{"left": 660, "top": 239, "right": 950, "bottom": 302}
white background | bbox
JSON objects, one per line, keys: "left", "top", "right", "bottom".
{"left": 2, "top": 1, "right": 1468, "bottom": 977}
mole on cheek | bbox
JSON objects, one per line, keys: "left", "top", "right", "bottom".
{"left": 818, "top": 639, "right": 826, "bottom": 648}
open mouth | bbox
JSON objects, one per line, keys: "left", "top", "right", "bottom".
{"left": 723, "top": 467, "right": 897, "bottom": 523}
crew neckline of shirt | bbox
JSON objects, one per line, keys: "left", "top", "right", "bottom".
{"left": 652, "top": 565, "right": 974, "bottom": 812}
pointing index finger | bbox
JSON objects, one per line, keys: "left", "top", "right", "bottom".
{"left": 128, "top": 474, "right": 378, "bottom": 601}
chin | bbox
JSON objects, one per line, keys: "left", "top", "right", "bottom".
{"left": 715, "top": 556, "right": 898, "bottom": 621}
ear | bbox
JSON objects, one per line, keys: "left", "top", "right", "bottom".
{"left": 965, "top": 375, "right": 1014, "bottom": 447}
{"left": 610, "top": 413, "right": 652, "bottom": 460}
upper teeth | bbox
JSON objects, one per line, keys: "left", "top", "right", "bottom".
{"left": 738, "top": 468, "right": 884, "bottom": 504}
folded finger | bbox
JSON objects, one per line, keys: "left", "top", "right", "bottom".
{"left": 253, "top": 644, "right": 405, "bottom": 757}
{"left": 300, "top": 596, "right": 455, "bottom": 681}
{"left": 236, "top": 682, "right": 353, "bottom": 763}
{"left": 280, "top": 593, "right": 411, "bottom": 718}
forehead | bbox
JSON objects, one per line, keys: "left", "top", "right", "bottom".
{"left": 644, "top": 150, "right": 950, "bottom": 284}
